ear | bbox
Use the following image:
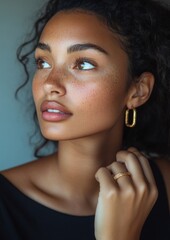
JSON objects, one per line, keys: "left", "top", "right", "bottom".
{"left": 126, "top": 72, "right": 155, "bottom": 109}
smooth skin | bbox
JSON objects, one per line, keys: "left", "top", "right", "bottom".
{"left": 1, "top": 11, "right": 170, "bottom": 240}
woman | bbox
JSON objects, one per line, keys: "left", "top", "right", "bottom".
{"left": 0, "top": 0, "right": 170, "bottom": 239}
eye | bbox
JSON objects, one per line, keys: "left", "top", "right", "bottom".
{"left": 35, "top": 58, "right": 51, "bottom": 69}
{"left": 74, "top": 58, "right": 96, "bottom": 71}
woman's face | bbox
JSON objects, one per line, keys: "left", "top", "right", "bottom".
{"left": 33, "top": 11, "right": 131, "bottom": 141}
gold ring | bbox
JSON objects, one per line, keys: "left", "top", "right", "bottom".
{"left": 113, "top": 172, "right": 131, "bottom": 181}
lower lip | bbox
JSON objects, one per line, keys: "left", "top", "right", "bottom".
{"left": 42, "top": 111, "right": 72, "bottom": 122}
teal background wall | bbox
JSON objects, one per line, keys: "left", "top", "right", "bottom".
{"left": 0, "top": 0, "right": 47, "bottom": 170}
{"left": 0, "top": 0, "right": 169, "bottom": 170}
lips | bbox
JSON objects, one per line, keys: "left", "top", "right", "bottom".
{"left": 40, "top": 101, "right": 72, "bottom": 122}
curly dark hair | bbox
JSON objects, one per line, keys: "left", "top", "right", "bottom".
{"left": 17, "top": 0, "right": 170, "bottom": 157}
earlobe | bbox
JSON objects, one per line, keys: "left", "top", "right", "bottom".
{"left": 127, "top": 72, "right": 155, "bottom": 109}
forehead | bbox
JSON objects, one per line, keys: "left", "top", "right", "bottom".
{"left": 40, "top": 11, "right": 124, "bottom": 53}
{"left": 38, "top": 11, "right": 129, "bottom": 70}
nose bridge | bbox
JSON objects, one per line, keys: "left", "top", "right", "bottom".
{"left": 44, "top": 67, "right": 67, "bottom": 94}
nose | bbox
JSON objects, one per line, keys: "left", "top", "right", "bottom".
{"left": 44, "top": 69, "right": 66, "bottom": 96}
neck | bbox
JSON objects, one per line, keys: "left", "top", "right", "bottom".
{"left": 55, "top": 129, "right": 123, "bottom": 195}
{"left": 46, "top": 129, "right": 124, "bottom": 215}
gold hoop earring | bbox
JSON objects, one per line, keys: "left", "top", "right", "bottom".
{"left": 125, "top": 108, "right": 137, "bottom": 128}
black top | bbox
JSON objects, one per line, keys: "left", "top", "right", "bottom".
{"left": 0, "top": 160, "right": 169, "bottom": 240}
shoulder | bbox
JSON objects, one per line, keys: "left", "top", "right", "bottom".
{"left": 154, "top": 157, "right": 170, "bottom": 211}
{"left": 0, "top": 159, "right": 39, "bottom": 196}
{"left": 0, "top": 155, "right": 55, "bottom": 197}
{"left": 0, "top": 154, "right": 67, "bottom": 213}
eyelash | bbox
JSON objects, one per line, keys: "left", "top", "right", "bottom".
{"left": 74, "top": 57, "right": 97, "bottom": 71}
{"left": 34, "top": 57, "right": 51, "bottom": 69}
{"left": 34, "top": 57, "right": 97, "bottom": 71}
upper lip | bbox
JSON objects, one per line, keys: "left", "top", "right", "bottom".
{"left": 40, "top": 100, "right": 72, "bottom": 114}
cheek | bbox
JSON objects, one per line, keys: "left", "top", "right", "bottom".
{"left": 32, "top": 76, "right": 43, "bottom": 105}
{"left": 72, "top": 80, "right": 127, "bottom": 120}
{"left": 32, "top": 76, "right": 37, "bottom": 99}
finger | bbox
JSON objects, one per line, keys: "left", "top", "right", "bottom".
{"left": 107, "top": 162, "right": 133, "bottom": 189}
{"left": 127, "top": 148, "right": 158, "bottom": 205}
{"left": 95, "top": 167, "right": 118, "bottom": 191}
{"left": 127, "top": 147, "right": 156, "bottom": 186}
{"left": 116, "top": 150, "right": 147, "bottom": 185}
{"left": 107, "top": 162, "right": 126, "bottom": 174}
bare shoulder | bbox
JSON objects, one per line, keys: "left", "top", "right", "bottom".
{"left": 0, "top": 154, "right": 74, "bottom": 214}
{"left": 155, "top": 157, "right": 170, "bottom": 210}
{"left": 1, "top": 160, "right": 35, "bottom": 190}
{"left": 0, "top": 154, "right": 55, "bottom": 196}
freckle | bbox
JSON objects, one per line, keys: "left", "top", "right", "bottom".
{"left": 101, "top": 69, "right": 119, "bottom": 85}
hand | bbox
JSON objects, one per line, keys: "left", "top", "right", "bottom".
{"left": 94, "top": 148, "right": 158, "bottom": 240}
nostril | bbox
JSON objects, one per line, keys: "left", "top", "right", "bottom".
{"left": 43, "top": 71, "right": 67, "bottom": 96}
{"left": 51, "top": 90, "right": 61, "bottom": 94}
{"left": 43, "top": 82, "right": 66, "bottom": 96}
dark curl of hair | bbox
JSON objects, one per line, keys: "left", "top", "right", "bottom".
{"left": 17, "top": 0, "right": 170, "bottom": 157}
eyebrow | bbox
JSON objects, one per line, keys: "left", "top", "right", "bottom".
{"left": 67, "top": 43, "right": 108, "bottom": 55}
{"left": 36, "top": 42, "right": 51, "bottom": 52}
{"left": 36, "top": 42, "right": 108, "bottom": 55}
